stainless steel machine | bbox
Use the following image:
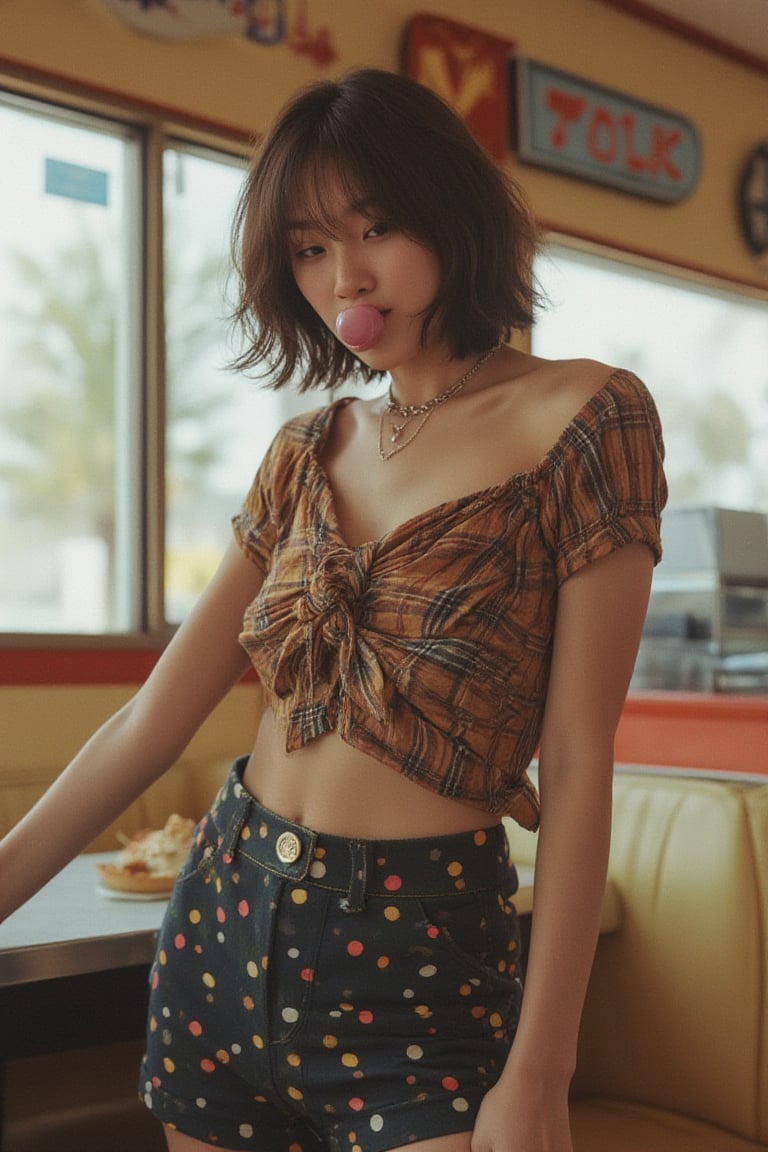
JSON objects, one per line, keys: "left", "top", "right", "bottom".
{"left": 631, "top": 506, "right": 768, "bottom": 694}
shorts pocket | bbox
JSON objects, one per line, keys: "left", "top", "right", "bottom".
{"left": 417, "top": 888, "right": 522, "bottom": 990}
{"left": 175, "top": 813, "right": 221, "bottom": 886}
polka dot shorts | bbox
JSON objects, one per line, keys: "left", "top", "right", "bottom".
{"left": 139, "top": 756, "right": 523, "bottom": 1151}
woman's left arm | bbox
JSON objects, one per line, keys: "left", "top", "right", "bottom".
{"left": 473, "top": 539, "right": 655, "bottom": 1152}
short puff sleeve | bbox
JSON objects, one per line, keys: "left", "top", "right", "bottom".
{"left": 541, "top": 370, "right": 667, "bottom": 585}
{"left": 231, "top": 430, "right": 283, "bottom": 576}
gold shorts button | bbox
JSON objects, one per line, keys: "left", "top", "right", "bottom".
{"left": 276, "top": 831, "right": 302, "bottom": 864}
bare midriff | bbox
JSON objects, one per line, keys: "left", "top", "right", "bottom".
{"left": 242, "top": 708, "right": 500, "bottom": 840}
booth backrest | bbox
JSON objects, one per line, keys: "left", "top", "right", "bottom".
{"left": 505, "top": 771, "right": 768, "bottom": 1144}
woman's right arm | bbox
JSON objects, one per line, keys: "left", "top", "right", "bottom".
{"left": 0, "top": 537, "right": 263, "bottom": 921}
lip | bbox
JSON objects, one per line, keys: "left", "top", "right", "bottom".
{"left": 335, "top": 306, "right": 388, "bottom": 321}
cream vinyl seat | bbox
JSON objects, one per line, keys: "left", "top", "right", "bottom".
{"left": 506, "top": 769, "right": 768, "bottom": 1152}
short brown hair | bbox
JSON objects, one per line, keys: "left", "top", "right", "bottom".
{"left": 231, "top": 68, "right": 541, "bottom": 390}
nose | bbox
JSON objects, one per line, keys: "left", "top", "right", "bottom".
{"left": 333, "top": 248, "right": 374, "bottom": 300}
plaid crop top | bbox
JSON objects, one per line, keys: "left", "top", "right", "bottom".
{"left": 232, "top": 369, "right": 666, "bottom": 830}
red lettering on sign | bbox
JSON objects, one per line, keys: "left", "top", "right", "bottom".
{"left": 545, "top": 88, "right": 585, "bottom": 149}
{"left": 543, "top": 84, "right": 685, "bottom": 185}
{"left": 621, "top": 113, "right": 647, "bottom": 173}
{"left": 647, "top": 125, "right": 683, "bottom": 181}
{"left": 587, "top": 105, "right": 617, "bottom": 163}
{"left": 523, "top": 62, "right": 696, "bottom": 200}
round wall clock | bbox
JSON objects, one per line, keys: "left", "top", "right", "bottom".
{"left": 738, "top": 142, "right": 768, "bottom": 255}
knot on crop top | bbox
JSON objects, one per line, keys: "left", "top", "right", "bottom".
{"left": 267, "top": 543, "right": 392, "bottom": 745}
{"left": 296, "top": 545, "right": 365, "bottom": 637}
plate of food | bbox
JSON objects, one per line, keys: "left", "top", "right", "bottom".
{"left": 97, "top": 813, "right": 195, "bottom": 899}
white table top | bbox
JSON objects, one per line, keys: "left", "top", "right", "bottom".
{"left": 0, "top": 852, "right": 168, "bottom": 987}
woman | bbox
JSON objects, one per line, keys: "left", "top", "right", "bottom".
{"left": 0, "top": 69, "right": 666, "bottom": 1152}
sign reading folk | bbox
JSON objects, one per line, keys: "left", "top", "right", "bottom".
{"left": 513, "top": 59, "right": 700, "bottom": 203}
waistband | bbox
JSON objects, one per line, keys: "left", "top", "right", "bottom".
{"left": 206, "top": 756, "right": 516, "bottom": 905}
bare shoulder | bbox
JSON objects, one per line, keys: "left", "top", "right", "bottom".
{"left": 513, "top": 353, "right": 619, "bottom": 407}
{"left": 495, "top": 352, "right": 622, "bottom": 466}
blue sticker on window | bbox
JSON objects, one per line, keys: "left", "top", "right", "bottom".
{"left": 44, "top": 158, "right": 109, "bottom": 206}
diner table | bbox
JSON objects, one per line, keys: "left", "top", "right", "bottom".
{"left": 0, "top": 853, "right": 166, "bottom": 989}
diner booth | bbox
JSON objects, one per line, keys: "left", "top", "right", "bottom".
{"left": 1, "top": 1, "right": 767, "bottom": 1149}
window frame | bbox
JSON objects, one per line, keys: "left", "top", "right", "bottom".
{"left": 0, "top": 65, "right": 250, "bottom": 680}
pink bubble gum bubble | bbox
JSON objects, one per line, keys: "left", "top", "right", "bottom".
{"left": 335, "top": 305, "right": 385, "bottom": 352}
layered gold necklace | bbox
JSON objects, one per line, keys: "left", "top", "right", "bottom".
{"left": 377, "top": 342, "right": 501, "bottom": 461}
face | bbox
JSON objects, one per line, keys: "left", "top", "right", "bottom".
{"left": 288, "top": 181, "right": 443, "bottom": 368}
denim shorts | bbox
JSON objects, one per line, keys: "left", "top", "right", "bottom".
{"left": 139, "top": 756, "right": 523, "bottom": 1151}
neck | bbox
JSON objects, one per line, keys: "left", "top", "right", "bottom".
{"left": 388, "top": 345, "right": 497, "bottom": 409}
{"left": 377, "top": 342, "right": 502, "bottom": 462}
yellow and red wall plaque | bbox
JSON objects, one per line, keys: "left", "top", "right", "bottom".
{"left": 403, "top": 14, "right": 515, "bottom": 163}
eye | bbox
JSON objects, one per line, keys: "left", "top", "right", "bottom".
{"left": 291, "top": 242, "right": 324, "bottom": 261}
{"left": 364, "top": 221, "right": 390, "bottom": 239}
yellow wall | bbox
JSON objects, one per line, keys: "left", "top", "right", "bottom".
{"left": 1, "top": 0, "right": 767, "bottom": 801}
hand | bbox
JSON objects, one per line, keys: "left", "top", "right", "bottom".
{"left": 471, "top": 1070, "right": 573, "bottom": 1152}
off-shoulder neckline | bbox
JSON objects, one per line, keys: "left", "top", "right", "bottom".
{"left": 300, "top": 367, "right": 639, "bottom": 552}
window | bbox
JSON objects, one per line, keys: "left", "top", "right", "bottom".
{"left": 532, "top": 243, "right": 768, "bottom": 513}
{"left": 0, "top": 92, "right": 141, "bottom": 633}
{"left": 0, "top": 85, "right": 295, "bottom": 638}
{"left": 162, "top": 144, "right": 276, "bottom": 623}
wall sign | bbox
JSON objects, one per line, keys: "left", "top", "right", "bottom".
{"left": 513, "top": 58, "right": 700, "bottom": 203}
{"left": 403, "top": 15, "right": 515, "bottom": 163}
{"left": 45, "top": 159, "right": 109, "bottom": 207}
{"left": 738, "top": 143, "right": 768, "bottom": 256}
{"left": 101, "top": 0, "right": 337, "bottom": 66}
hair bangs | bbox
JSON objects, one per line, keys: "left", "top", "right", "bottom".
{"left": 281, "top": 142, "right": 380, "bottom": 241}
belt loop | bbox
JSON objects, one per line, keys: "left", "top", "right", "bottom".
{"left": 223, "top": 793, "right": 252, "bottom": 860}
{"left": 339, "top": 841, "right": 369, "bottom": 914}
